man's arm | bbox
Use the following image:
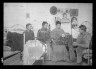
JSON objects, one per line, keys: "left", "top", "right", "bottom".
{"left": 50, "top": 29, "right": 55, "bottom": 39}
{"left": 78, "top": 34, "right": 91, "bottom": 48}
{"left": 31, "top": 31, "right": 35, "bottom": 40}
{"left": 77, "top": 44, "right": 89, "bottom": 48}
{"left": 46, "top": 30, "right": 51, "bottom": 41}
{"left": 74, "top": 33, "right": 91, "bottom": 48}
{"left": 73, "top": 41, "right": 89, "bottom": 48}
{"left": 37, "top": 30, "right": 41, "bottom": 40}
{"left": 37, "top": 30, "right": 44, "bottom": 42}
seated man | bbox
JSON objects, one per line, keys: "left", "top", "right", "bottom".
{"left": 37, "top": 21, "right": 51, "bottom": 60}
{"left": 73, "top": 25, "right": 91, "bottom": 64}
{"left": 51, "top": 21, "right": 70, "bottom": 62}
{"left": 37, "top": 21, "right": 51, "bottom": 43}
{"left": 24, "top": 23, "right": 35, "bottom": 43}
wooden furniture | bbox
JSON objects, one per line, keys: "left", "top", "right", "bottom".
{"left": 73, "top": 39, "right": 92, "bottom": 65}
{"left": 3, "top": 51, "right": 21, "bottom": 65}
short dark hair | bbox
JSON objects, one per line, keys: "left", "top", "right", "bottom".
{"left": 56, "top": 21, "right": 61, "bottom": 25}
{"left": 79, "top": 25, "right": 87, "bottom": 31}
{"left": 42, "top": 21, "right": 48, "bottom": 26}
{"left": 26, "top": 23, "right": 31, "bottom": 29}
{"left": 4, "top": 29, "right": 7, "bottom": 33}
{"left": 63, "top": 13, "right": 67, "bottom": 16}
{"left": 71, "top": 17, "right": 77, "bottom": 23}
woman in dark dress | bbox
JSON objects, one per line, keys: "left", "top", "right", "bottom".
{"left": 51, "top": 21, "right": 70, "bottom": 62}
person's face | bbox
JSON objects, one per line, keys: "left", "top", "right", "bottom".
{"left": 56, "top": 24, "right": 61, "bottom": 29}
{"left": 44, "top": 23, "right": 48, "bottom": 29}
{"left": 63, "top": 14, "right": 67, "bottom": 19}
{"left": 72, "top": 18, "right": 77, "bottom": 24}
{"left": 79, "top": 28, "right": 84, "bottom": 33}
{"left": 27, "top": 25, "right": 32, "bottom": 30}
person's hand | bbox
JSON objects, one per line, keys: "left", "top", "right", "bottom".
{"left": 51, "top": 39, "right": 54, "bottom": 42}
{"left": 62, "top": 34, "right": 65, "bottom": 37}
{"left": 72, "top": 42, "right": 78, "bottom": 46}
{"left": 51, "top": 39, "right": 56, "bottom": 44}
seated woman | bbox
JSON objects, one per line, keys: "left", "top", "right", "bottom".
{"left": 73, "top": 25, "right": 91, "bottom": 64}
{"left": 51, "top": 21, "right": 70, "bottom": 62}
{"left": 57, "top": 33, "right": 76, "bottom": 62}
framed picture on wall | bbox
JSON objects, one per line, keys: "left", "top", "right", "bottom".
{"left": 71, "top": 16, "right": 78, "bottom": 29}
{"left": 70, "top": 9, "right": 78, "bottom": 29}
{"left": 70, "top": 9, "right": 78, "bottom": 17}
{"left": 26, "top": 13, "right": 30, "bottom": 18}
{"left": 61, "top": 12, "right": 70, "bottom": 23}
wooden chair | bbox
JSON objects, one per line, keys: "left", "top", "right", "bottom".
{"left": 82, "top": 38, "right": 92, "bottom": 65}
{"left": 73, "top": 38, "right": 92, "bottom": 65}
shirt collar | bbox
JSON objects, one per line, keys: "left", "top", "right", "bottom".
{"left": 41, "top": 27, "right": 47, "bottom": 31}
{"left": 80, "top": 31, "right": 87, "bottom": 35}
{"left": 26, "top": 29, "right": 31, "bottom": 32}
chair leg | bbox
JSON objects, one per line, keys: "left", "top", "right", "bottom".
{"left": 88, "top": 50, "right": 90, "bottom": 65}
{"left": 43, "top": 56, "right": 45, "bottom": 65}
{"left": 20, "top": 52, "right": 22, "bottom": 60}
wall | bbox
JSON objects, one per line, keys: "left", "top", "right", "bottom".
{"left": 4, "top": 3, "right": 92, "bottom": 38}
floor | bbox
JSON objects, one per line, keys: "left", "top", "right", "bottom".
{"left": 43, "top": 60, "right": 79, "bottom": 65}
{"left": 3, "top": 52, "right": 90, "bottom": 65}
{"left": 18, "top": 60, "right": 89, "bottom": 65}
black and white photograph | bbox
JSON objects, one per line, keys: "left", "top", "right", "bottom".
{"left": 3, "top": 3, "right": 92, "bottom": 65}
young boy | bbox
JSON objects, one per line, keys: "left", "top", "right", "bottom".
{"left": 24, "top": 23, "right": 35, "bottom": 43}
